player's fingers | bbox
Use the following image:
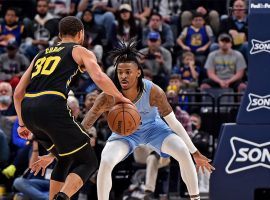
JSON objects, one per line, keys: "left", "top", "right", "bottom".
{"left": 201, "top": 165, "right": 205, "bottom": 174}
{"left": 210, "top": 164, "right": 216, "bottom": 171}
{"left": 34, "top": 166, "right": 41, "bottom": 176}
{"left": 196, "top": 165, "right": 200, "bottom": 173}
{"left": 30, "top": 160, "right": 41, "bottom": 169}
{"left": 41, "top": 167, "right": 46, "bottom": 176}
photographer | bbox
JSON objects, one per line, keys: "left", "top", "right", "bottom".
{"left": 140, "top": 32, "right": 172, "bottom": 90}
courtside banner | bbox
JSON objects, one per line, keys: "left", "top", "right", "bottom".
{"left": 237, "top": 0, "right": 270, "bottom": 124}
{"left": 210, "top": 124, "right": 270, "bottom": 200}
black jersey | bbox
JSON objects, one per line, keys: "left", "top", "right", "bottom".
{"left": 26, "top": 42, "right": 82, "bottom": 97}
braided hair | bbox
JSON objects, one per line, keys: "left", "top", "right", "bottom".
{"left": 110, "top": 38, "right": 144, "bottom": 93}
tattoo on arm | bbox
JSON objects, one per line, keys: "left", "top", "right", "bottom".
{"left": 82, "top": 93, "right": 114, "bottom": 130}
{"left": 150, "top": 85, "right": 173, "bottom": 117}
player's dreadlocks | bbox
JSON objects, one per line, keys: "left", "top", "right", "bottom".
{"left": 110, "top": 38, "right": 145, "bottom": 93}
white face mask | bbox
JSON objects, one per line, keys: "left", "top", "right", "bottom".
{"left": 0, "top": 95, "right": 12, "bottom": 106}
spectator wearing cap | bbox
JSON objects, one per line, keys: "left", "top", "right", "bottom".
{"left": 200, "top": 33, "right": 247, "bottom": 93}
{"left": 142, "top": 12, "right": 174, "bottom": 50}
{"left": 140, "top": 31, "right": 172, "bottom": 90}
{"left": 110, "top": 4, "right": 142, "bottom": 48}
{"left": 0, "top": 41, "right": 30, "bottom": 89}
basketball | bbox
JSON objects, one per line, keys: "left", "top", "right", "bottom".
{"left": 107, "top": 103, "right": 141, "bottom": 136}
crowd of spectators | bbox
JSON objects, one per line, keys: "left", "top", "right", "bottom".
{"left": 0, "top": 0, "right": 249, "bottom": 199}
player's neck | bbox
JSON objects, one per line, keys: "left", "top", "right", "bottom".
{"left": 61, "top": 38, "right": 78, "bottom": 44}
{"left": 122, "top": 87, "right": 140, "bottom": 103}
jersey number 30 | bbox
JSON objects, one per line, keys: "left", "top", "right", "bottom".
{"left": 31, "top": 56, "right": 61, "bottom": 78}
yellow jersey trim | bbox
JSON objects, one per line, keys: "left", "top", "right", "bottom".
{"left": 58, "top": 142, "right": 88, "bottom": 156}
{"left": 47, "top": 144, "right": 55, "bottom": 151}
{"left": 25, "top": 91, "right": 66, "bottom": 99}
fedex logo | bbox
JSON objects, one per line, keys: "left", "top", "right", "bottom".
{"left": 246, "top": 93, "right": 270, "bottom": 112}
{"left": 250, "top": 39, "right": 270, "bottom": 54}
{"left": 225, "top": 137, "right": 270, "bottom": 174}
{"left": 250, "top": 3, "right": 270, "bottom": 9}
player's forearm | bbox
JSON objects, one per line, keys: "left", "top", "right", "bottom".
{"left": 94, "top": 72, "right": 123, "bottom": 99}
{"left": 14, "top": 88, "right": 25, "bottom": 126}
{"left": 164, "top": 112, "right": 197, "bottom": 153}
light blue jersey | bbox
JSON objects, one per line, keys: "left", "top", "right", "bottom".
{"left": 108, "top": 79, "right": 173, "bottom": 158}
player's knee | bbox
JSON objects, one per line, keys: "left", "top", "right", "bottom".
{"left": 100, "top": 156, "right": 116, "bottom": 171}
{"left": 51, "top": 157, "right": 72, "bottom": 182}
{"left": 146, "top": 153, "right": 159, "bottom": 165}
{"left": 176, "top": 145, "right": 190, "bottom": 158}
{"left": 71, "top": 144, "right": 98, "bottom": 183}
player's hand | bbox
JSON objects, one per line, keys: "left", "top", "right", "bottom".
{"left": 192, "top": 151, "right": 215, "bottom": 173}
{"left": 17, "top": 126, "right": 31, "bottom": 139}
{"left": 30, "top": 154, "right": 55, "bottom": 176}
{"left": 115, "top": 95, "right": 133, "bottom": 105}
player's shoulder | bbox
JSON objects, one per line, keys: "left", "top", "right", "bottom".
{"left": 149, "top": 82, "right": 164, "bottom": 97}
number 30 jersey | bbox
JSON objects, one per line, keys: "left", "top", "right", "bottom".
{"left": 26, "top": 42, "right": 83, "bottom": 97}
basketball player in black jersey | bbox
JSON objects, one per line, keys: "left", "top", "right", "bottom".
{"left": 13, "top": 16, "right": 131, "bottom": 200}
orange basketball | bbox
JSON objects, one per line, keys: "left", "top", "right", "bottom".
{"left": 107, "top": 103, "right": 141, "bottom": 136}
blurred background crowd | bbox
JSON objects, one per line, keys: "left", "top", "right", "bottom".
{"left": 0, "top": 0, "right": 249, "bottom": 199}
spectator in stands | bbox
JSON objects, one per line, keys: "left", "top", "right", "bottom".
{"left": 0, "top": 82, "right": 15, "bottom": 115}
{"left": 22, "top": 0, "right": 59, "bottom": 60}
{"left": 13, "top": 140, "right": 51, "bottom": 200}
{"left": 133, "top": 146, "right": 170, "bottom": 199}
{"left": 190, "top": 113, "right": 212, "bottom": 193}
{"left": 81, "top": 9, "right": 106, "bottom": 62}
{"left": 151, "top": 0, "right": 182, "bottom": 30}
{"left": 131, "top": 0, "right": 152, "bottom": 25}
{"left": 77, "top": 0, "right": 116, "bottom": 40}
{"left": 181, "top": 0, "right": 220, "bottom": 35}
{"left": 200, "top": 33, "right": 247, "bottom": 93}
{"left": 172, "top": 51, "right": 201, "bottom": 89}
{"left": 177, "top": 12, "right": 213, "bottom": 65}
{"left": 140, "top": 31, "right": 172, "bottom": 90}
{"left": 166, "top": 74, "right": 189, "bottom": 112}
{"left": 84, "top": 90, "right": 99, "bottom": 114}
{"left": 0, "top": 128, "right": 10, "bottom": 168}
{"left": 143, "top": 69, "right": 153, "bottom": 81}
{"left": 219, "top": 0, "right": 248, "bottom": 61}
{"left": 0, "top": 41, "right": 29, "bottom": 89}
{"left": 49, "top": 0, "right": 78, "bottom": 17}
{"left": 142, "top": 12, "right": 174, "bottom": 50}
{"left": 0, "top": 8, "right": 26, "bottom": 53}
{"left": 110, "top": 4, "right": 141, "bottom": 48}
{"left": 0, "top": 82, "right": 17, "bottom": 138}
